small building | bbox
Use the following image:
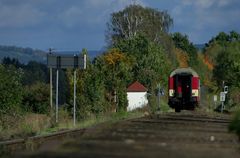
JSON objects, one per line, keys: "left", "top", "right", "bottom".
{"left": 127, "top": 81, "right": 148, "bottom": 111}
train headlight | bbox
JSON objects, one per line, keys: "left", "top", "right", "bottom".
{"left": 169, "top": 89, "right": 174, "bottom": 97}
{"left": 192, "top": 89, "right": 198, "bottom": 97}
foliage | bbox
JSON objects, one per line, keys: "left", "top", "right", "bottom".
{"left": 22, "top": 61, "right": 48, "bottom": 86}
{"left": 116, "top": 35, "right": 171, "bottom": 88}
{"left": 95, "top": 49, "right": 131, "bottom": 112}
{"left": 0, "top": 65, "right": 23, "bottom": 116}
{"left": 213, "top": 41, "right": 240, "bottom": 88}
{"left": 204, "top": 31, "right": 240, "bottom": 67}
{"left": 2, "top": 57, "right": 23, "bottom": 68}
{"left": 229, "top": 110, "right": 240, "bottom": 137}
{"left": 103, "top": 48, "right": 126, "bottom": 66}
{"left": 172, "top": 32, "right": 198, "bottom": 66}
{"left": 106, "top": 4, "right": 173, "bottom": 45}
{"left": 22, "top": 82, "right": 50, "bottom": 114}
{"left": 205, "top": 31, "right": 240, "bottom": 110}
{"left": 66, "top": 50, "right": 111, "bottom": 119}
{"left": 175, "top": 48, "right": 189, "bottom": 68}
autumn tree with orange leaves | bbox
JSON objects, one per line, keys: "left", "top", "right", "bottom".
{"left": 103, "top": 48, "right": 132, "bottom": 111}
{"left": 175, "top": 48, "right": 189, "bottom": 68}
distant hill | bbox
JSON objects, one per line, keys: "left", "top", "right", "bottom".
{"left": 194, "top": 44, "right": 205, "bottom": 52}
{"left": 51, "top": 50, "right": 103, "bottom": 60}
{"left": 0, "top": 45, "right": 46, "bottom": 64}
{"left": 0, "top": 45, "right": 103, "bottom": 64}
{"left": 88, "top": 50, "right": 103, "bottom": 59}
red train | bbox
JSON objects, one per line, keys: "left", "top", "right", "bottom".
{"left": 168, "top": 68, "right": 200, "bottom": 112}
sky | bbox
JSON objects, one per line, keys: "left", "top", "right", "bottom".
{"left": 0, "top": 0, "right": 239, "bottom": 51}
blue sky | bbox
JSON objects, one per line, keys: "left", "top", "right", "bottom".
{"left": 0, "top": 0, "right": 239, "bottom": 51}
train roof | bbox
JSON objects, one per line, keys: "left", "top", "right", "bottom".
{"left": 170, "top": 67, "right": 199, "bottom": 77}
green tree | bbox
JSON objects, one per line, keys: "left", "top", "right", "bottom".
{"left": 172, "top": 32, "right": 198, "bottom": 66}
{"left": 66, "top": 50, "right": 111, "bottom": 119}
{"left": 106, "top": 4, "right": 173, "bottom": 45}
{"left": 115, "top": 35, "right": 171, "bottom": 88}
{"left": 102, "top": 48, "right": 132, "bottom": 111}
{"left": 213, "top": 43, "right": 240, "bottom": 88}
{"left": 22, "top": 61, "right": 48, "bottom": 85}
{"left": 0, "top": 65, "right": 23, "bottom": 115}
{"left": 22, "top": 82, "right": 50, "bottom": 114}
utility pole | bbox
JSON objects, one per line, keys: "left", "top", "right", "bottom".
{"left": 73, "top": 55, "right": 78, "bottom": 126}
{"left": 221, "top": 81, "right": 225, "bottom": 113}
{"left": 56, "top": 69, "right": 59, "bottom": 123}
{"left": 157, "top": 83, "right": 161, "bottom": 111}
{"left": 73, "top": 70, "right": 77, "bottom": 126}
{"left": 55, "top": 56, "right": 60, "bottom": 123}
{"left": 49, "top": 48, "right": 53, "bottom": 109}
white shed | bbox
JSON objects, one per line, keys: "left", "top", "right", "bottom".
{"left": 127, "top": 81, "right": 148, "bottom": 111}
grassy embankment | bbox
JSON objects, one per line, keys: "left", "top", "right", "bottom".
{"left": 0, "top": 99, "right": 175, "bottom": 142}
{"left": 0, "top": 108, "right": 147, "bottom": 141}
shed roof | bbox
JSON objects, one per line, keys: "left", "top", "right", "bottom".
{"left": 170, "top": 67, "right": 199, "bottom": 77}
{"left": 127, "top": 81, "right": 147, "bottom": 92}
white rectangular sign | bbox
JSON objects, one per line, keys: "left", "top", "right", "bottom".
{"left": 213, "top": 95, "right": 217, "bottom": 102}
{"left": 220, "top": 92, "right": 225, "bottom": 102}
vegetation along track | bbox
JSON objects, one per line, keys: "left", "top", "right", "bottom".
{"left": 8, "top": 111, "right": 240, "bottom": 158}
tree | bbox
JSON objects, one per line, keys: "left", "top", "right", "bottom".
{"left": 204, "top": 31, "right": 240, "bottom": 67}
{"left": 22, "top": 61, "right": 48, "bottom": 85}
{"left": 2, "top": 57, "right": 22, "bottom": 68}
{"left": 106, "top": 4, "right": 173, "bottom": 45}
{"left": 115, "top": 35, "right": 171, "bottom": 89}
{"left": 102, "top": 48, "right": 131, "bottom": 111}
{"left": 22, "top": 82, "right": 50, "bottom": 114}
{"left": 66, "top": 49, "right": 114, "bottom": 119}
{"left": 0, "top": 65, "right": 23, "bottom": 116}
{"left": 213, "top": 43, "right": 240, "bottom": 88}
{"left": 229, "top": 31, "right": 240, "bottom": 42}
{"left": 175, "top": 48, "right": 189, "bottom": 68}
{"left": 172, "top": 32, "right": 198, "bottom": 66}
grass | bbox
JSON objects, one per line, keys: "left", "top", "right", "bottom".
{"left": 0, "top": 108, "right": 146, "bottom": 140}
{"left": 38, "top": 109, "right": 145, "bottom": 136}
{"left": 0, "top": 113, "right": 51, "bottom": 141}
{"left": 3, "top": 99, "right": 221, "bottom": 142}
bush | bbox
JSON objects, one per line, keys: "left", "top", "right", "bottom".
{"left": 0, "top": 65, "right": 23, "bottom": 129}
{"left": 22, "top": 82, "right": 50, "bottom": 114}
{"left": 229, "top": 110, "right": 240, "bottom": 138}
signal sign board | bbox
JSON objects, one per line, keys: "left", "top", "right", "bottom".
{"left": 220, "top": 92, "right": 226, "bottom": 102}
{"left": 47, "top": 54, "right": 86, "bottom": 69}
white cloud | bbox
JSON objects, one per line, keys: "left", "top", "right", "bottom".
{"left": 180, "top": 0, "right": 231, "bottom": 9}
{"left": 59, "top": 0, "right": 145, "bottom": 28}
{"left": 170, "top": 0, "right": 240, "bottom": 43}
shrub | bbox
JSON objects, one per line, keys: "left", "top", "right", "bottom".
{"left": 229, "top": 110, "right": 240, "bottom": 138}
{"left": 22, "top": 82, "right": 50, "bottom": 114}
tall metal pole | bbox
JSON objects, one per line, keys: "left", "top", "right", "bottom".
{"left": 157, "top": 84, "right": 160, "bottom": 111}
{"left": 50, "top": 68, "right": 53, "bottom": 109}
{"left": 48, "top": 48, "right": 53, "bottom": 109}
{"left": 221, "top": 81, "right": 225, "bottom": 113}
{"left": 56, "top": 69, "right": 59, "bottom": 123}
{"left": 73, "top": 70, "right": 77, "bottom": 126}
{"left": 221, "top": 101, "right": 224, "bottom": 113}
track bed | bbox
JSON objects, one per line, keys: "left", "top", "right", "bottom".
{"left": 17, "top": 111, "right": 240, "bottom": 158}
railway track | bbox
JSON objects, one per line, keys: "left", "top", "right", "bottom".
{"left": 2, "top": 111, "right": 240, "bottom": 158}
